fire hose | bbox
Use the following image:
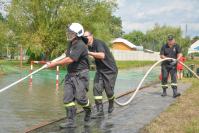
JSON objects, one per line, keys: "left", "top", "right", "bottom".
{"left": 0, "top": 54, "right": 66, "bottom": 93}
{"left": 114, "top": 58, "right": 199, "bottom": 106}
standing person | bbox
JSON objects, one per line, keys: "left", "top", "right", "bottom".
{"left": 160, "top": 34, "right": 182, "bottom": 98}
{"left": 177, "top": 56, "right": 186, "bottom": 79}
{"left": 84, "top": 31, "right": 118, "bottom": 118}
{"left": 47, "top": 23, "right": 91, "bottom": 128}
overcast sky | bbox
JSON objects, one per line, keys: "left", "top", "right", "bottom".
{"left": 115, "top": 0, "right": 199, "bottom": 37}
{"left": 0, "top": 0, "right": 198, "bottom": 37}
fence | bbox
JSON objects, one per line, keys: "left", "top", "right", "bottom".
{"left": 111, "top": 49, "right": 160, "bottom": 61}
{"left": 29, "top": 61, "right": 59, "bottom": 88}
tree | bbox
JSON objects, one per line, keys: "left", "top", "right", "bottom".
{"left": 7, "top": 0, "right": 122, "bottom": 60}
{"left": 0, "top": 12, "right": 9, "bottom": 58}
{"left": 123, "top": 31, "right": 145, "bottom": 45}
{"left": 0, "top": 13, "right": 4, "bottom": 21}
{"left": 122, "top": 24, "right": 191, "bottom": 55}
{"left": 192, "top": 36, "right": 199, "bottom": 43}
{"left": 145, "top": 24, "right": 182, "bottom": 51}
{"left": 109, "top": 16, "right": 123, "bottom": 38}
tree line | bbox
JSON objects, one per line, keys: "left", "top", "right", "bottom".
{"left": 122, "top": 24, "right": 198, "bottom": 56}
{"left": 0, "top": 0, "right": 197, "bottom": 60}
{"left": 0, "top": 0, "right": 122, "bottom": 60}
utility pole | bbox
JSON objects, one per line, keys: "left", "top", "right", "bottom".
{"left": 185, "top": 24, "right": 188, "bottom": 37}
{"left": 20, "top": 45, "right": 23, "bottom": 70}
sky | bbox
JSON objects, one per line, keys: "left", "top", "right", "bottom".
{"left": 0, "top": 0, "right": 11, "bottom": 17}
{"left": 115, "top": 0, "right": 199, "bottom": 37}
{"left": 0, "top": 0, "right": 198, "bottom": 37}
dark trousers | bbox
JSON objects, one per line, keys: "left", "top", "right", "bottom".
{"left": 93, "top": 71, "right": 118, "bottom": 101}
{"left": 161, "top": 65, "right": 177, "bottom": 89}
{"left": 63, "top": 70, "right": 90, "bottom": 108}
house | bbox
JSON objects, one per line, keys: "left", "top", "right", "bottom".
{"left": 111, "top": 38, "right": 159, "bottom": 61}
{"left": 112, "top": 38, "right": 137, "bottom": 51}
{"left": 188, "top": 40, "right": 199, "bottom": 54}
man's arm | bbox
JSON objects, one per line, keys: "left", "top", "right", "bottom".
{"left": 160, "top": 55, "right": 168, "bottom": 59}
{"left": 88, "top": 51, "right": 105, "bottom": 60}
{"left": 160, "top": 45, "right": 166, "bottom": 59}
{"left": 47, "top": 57, "right": 74, "bottom": 68}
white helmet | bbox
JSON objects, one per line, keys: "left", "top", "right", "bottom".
{"left": 68, "top": 23, "right": 84, "bottom": 37}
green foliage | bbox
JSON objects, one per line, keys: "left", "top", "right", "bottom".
{"left": 123, "top": 24, "right": 191, "bottom": 55}
{"left": 0, "top": 18, "right": 9, "bottom": 57}
{"left": 145, "top": 24, "right": 182, "bottom": 52}
{"left": 6, "top": 0, "right": 122, "bottom": 60}
{"left": 123, "top": 30, "right": 145, "bottom": 45}
{"left": 0, "top": 13, "right": 4, "bottom": 21}
{"left": 192, "top": 36, "right": 199, "bottom": 43}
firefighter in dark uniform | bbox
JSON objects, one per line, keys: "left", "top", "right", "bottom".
{"left": 84, "top": 31, "right": 118, "bottom": 117}
{"left": 160, "top": 34, "right": 182, "bottom": 98}
{"left": 47, "top": 23, "right": 91, "bottom": 128}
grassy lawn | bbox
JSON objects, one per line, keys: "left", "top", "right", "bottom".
{"left": 0, "top": 60, "right": 156, "bottom": 75}
{"left": 186, "top": 58, "right": 199, "bottom": 65}
{"left": 0, "top": 60, "right": 31, "bottom": 75}
{"left": 141, "top": 78, "right": 199, "bottom": 133}
{"left": 0, "top": 59, "right": 198, "bottom": 75}
{"left": 116, "top": 60, "right": 155, "bottom": 69}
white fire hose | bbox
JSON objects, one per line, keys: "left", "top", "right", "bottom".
{"left": 0, "top": 54, "right": 66, "bottom": 93}
{"left": 114, "top": 58, "right": 199, "bottom": 106}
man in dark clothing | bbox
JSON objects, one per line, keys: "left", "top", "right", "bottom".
{"left": 160, "top": 34, "right": 182, "bottom": 98}
{"left": 47, "top": 23, "right": 91, "bottom": 128}
{"left": 84, "top": 31, "right": 118, "bottom": 117}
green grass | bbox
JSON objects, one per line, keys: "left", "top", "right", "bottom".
{"left": 185, "top": 119, "right": 199, "bottom": 133}
{"left": 186, "top": 59, "right": 199, "bottom": 65}
{"left": 0, "top": 60, "right": 30, "bottom": 66}
{"left": 0, "top": 60, "right": 30, "bottom": 75}
{"left": 116, "top": 60, "right": 155, "bottom": 69}
{"left": 0, "top": 60, "right": 156, "bottom": 75}
{"left": 140, "top": 78, "right": 199, "bottom": 133}
{"left": 1, "top": 58, "right": 198, "bottom": 75}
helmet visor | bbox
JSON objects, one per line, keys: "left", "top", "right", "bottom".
{"left": 66, "top": 29, "right": 76, "bottom": 41}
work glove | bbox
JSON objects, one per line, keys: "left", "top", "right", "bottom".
{"left": 170, "top": 59, "right": 178, "bottom": 66}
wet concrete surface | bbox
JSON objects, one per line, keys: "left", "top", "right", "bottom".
{"left": 0, "top": 67, "right": 160, "bottom": 133}
{"left": 27, "top": 82, "right": 191, "bottom": 133}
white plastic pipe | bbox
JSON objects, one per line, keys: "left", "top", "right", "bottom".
{"left": 0, "top": 54, "right": 66, "bottom": 93}
{"left": 114, "top": 58, "right": 199, "bottom": 106}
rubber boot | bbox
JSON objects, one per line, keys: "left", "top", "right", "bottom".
{"left": 91, "top": 100, "right": 104, "bottom": 119}
{"left": 60, "top": 107, "right": 76, "bottom": 128}
{"left": 173, "top": 88, "right": 181, "bottom": 98}
{"left": 108, "top": 99, "right": 114, "bottom": 113}
{"left": 161, "top": 88, "right": 167, "bottom": 97}
{"left": 83, "top": 106, "right": 92, "bottom": 127}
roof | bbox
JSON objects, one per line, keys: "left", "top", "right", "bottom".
{"left": 188, "top": 40, "right": 199, "bottom": 54}
{"left": 112, "top": 38, "right": 137, "bottom": 49}
{"left": 190, "top": 40, "right": 199, "bottom": 50}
